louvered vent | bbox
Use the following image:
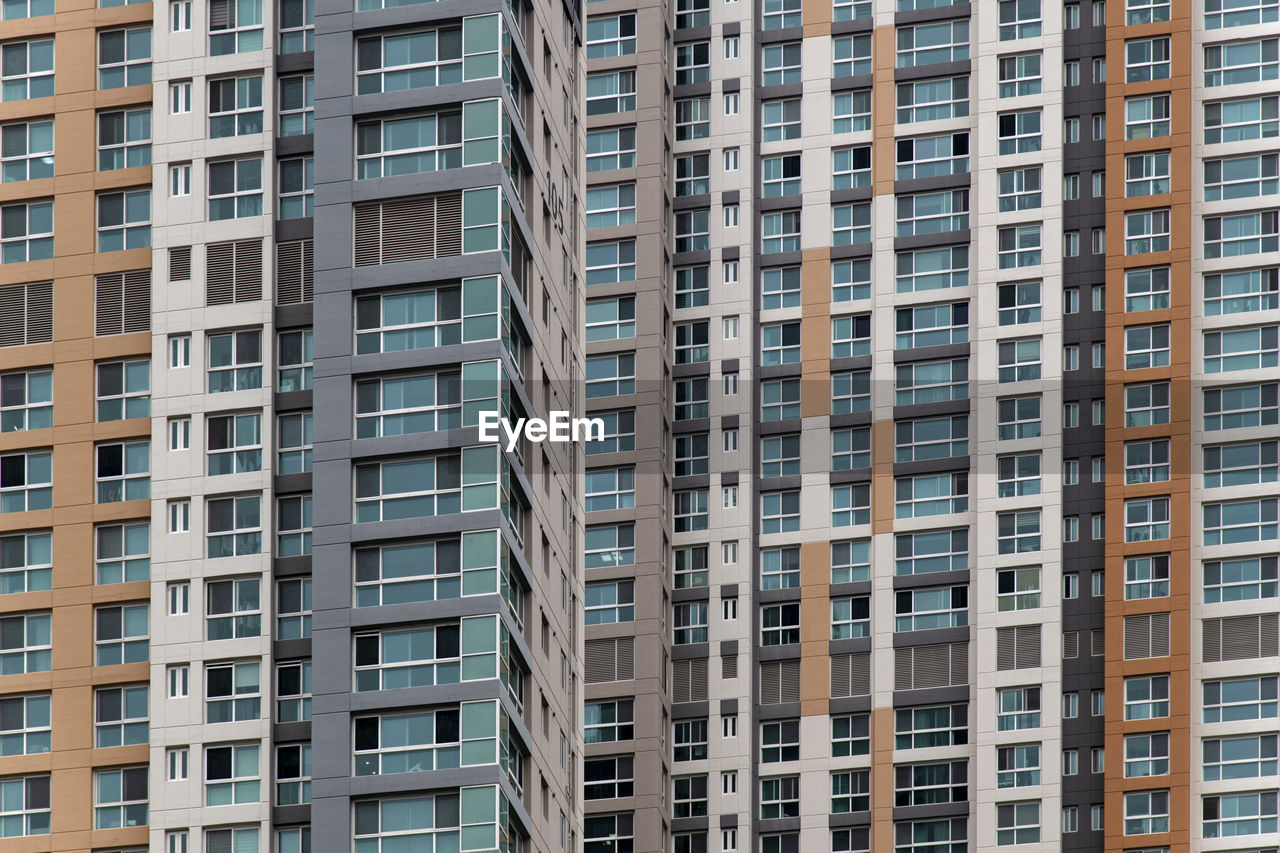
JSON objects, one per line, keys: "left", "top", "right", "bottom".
{"left": 207, "top": 239, "right": 262, "bottom": 305}
{"left": 95, "top": 271, "right": 150, "bottom": 336}
{"left": 584, "top": 637, "right": 634, "bottom": 683}
{"left": 896, "top": 642, "right": 968, "bottom": 690}
{"left": 277, "top": 239, "right": 314, "bottom": 305}
{"left": 169, "top": 245, "right": 191, "bottom": 281}
{"left": 1063, "top": 631, "right": 1079, "bottom": 659}
{"left": 1091, "top": 628, "right": 1105, "bottom": 657}
{"left": 0, "top": 282, "right": 53, "bottom": 347}
{"left": 673, "top": 658, "right": 708, "bottom": 704}
{"left": 25, "top": 282, "right": 52, "bottom": 344}
{"left": 831, "top": 652, "right": 870, "bottom": 698}
{"left": 1204, "top": 614, "right": 1279, "bottom": 662}
{"left": 1124, "top": 613, "right": 1170, "bottom": 660}
{"left": 353, "top": 192, "right": 464, "bottom": 267}
{"left": 996, "top": 626, "right": 1041, "bottom": 670}
{"left": 759, "top": 660, "right": 800, "bottom": 704}
{"left": 234, "top": 239, "right": 262, "bottom": 301}
{"left": 722, "top": 654, "right": 737, "bottom": 679}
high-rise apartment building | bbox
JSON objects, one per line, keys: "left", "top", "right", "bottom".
{"left": 582, "top": 1, "right": 1280, "bottom": 853}
{"left": 3, "top": 0, "right": 584, "bottom": 851}
{"left": 6, "top": 0, "right": 1280, "bottom": 850}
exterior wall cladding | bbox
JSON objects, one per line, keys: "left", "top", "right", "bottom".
{"left": 5, "top": 0, "right": 1280, "bottom": 850}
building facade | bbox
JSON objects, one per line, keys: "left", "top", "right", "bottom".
{"left": 581, "top": 1, "right": 1280, "bottom": 853}
{"left": 2, "top": 0, "right": 584, "bottom": 852}
{"left": 5, "top": 0, "right": 1280, "bottom": 851}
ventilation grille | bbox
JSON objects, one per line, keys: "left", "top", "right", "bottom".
{"left": 169, "top": 245, "right": 192, "bottom": 281}
{"left": 759, "top": 660, "right": 800, "bottom": 704}
{"left": 721, "top": 654, "right": 737, "bottom": 679}
{"left": 353, "top": 192, "right": 463, "bottom": 267}
{"left": 277, "top": 239, "right": 314, "bottom": 305}
{"left": 672, "top": 657, "right": 708, "bottom": 704}
{"left": 895, "top": 642, "right": 968, "bottom": 690}
{"left": 0, "top": 281, "right": 53, "bottom": 347}
{"left": 1091, "top": 627, "right": 1105, "bottom": 657}
{"left": 207, "top": 239, "right": 263, "bottom": 306}
{"left": 996, "top": 625, "right": 1041, "bottom": 670}
{"left": 1204, "top": 614, "right": 1279, "bottom": 662}
{"left": 1062, "top": 631, "right": 1079, "bottom": 659}
{"left": 1124, "top": 613, "right": 1170, "bottom": 660}
{"left": 830, "top": 652, "right": 870, "bottom": 698}
{"left": 95, "top": 271, "right": 150, "bottom": 336}
{"left": 584, "top": 637, "right": 634, "bottom": 683}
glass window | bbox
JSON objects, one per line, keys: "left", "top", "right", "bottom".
{"left": 0, "top": 451, "right": 52, "bottom": 513}
{"left": 279, "top": 0, "right": 313, "bottom": 52}
{"left": 1205, "top": 325, "right": 1280, "bottom": 372}
{"left": 833, "top": 34, "right": 871, "bottom": 77}
{"left": 0, "top": 693, "right": 50, "bottom": 756}
{"left": 95, "top": 684, "right": 148, "bottom": 747}
{"left": 208, "top": 330, "right": 262, "bottom": 392}
{"left": 0, "top": 530, "right": 52, "bottom": 594}
{"left": 1203, "top": 497, "right": 1279, "bottom": 545}
{"left": 675, "top": 96, "right": 710, "bottom": 140}
{"left": 1125, "top": 37, "right": 1171, "bottom": 82}
{"left": 997, "top": 686, "right": 1041, "bottom": 730}
{"left": 586, "top": 126, "right": 635, "bottom": 173}
{"left": 0, "top": 612, "right": 51, "bottom": 673}
{"left": 897, "top": 76, "right": 969, "bottom": 123}
{"left": 997, "top": 567, "right": 1040, "bottom": 611}
{"left": 999, "top": 0, "right": 1041, "bottom": 39}
{"left": 0, "top": 371, "right": 51, "bottom": 433}
{"left": 277, "top": 660, "right": 311, "bottom": 722}
{"left": 96, "top": 189, "right": 150, "bottom": 252}
{"left": 208, "top": 157, "right": 263, "bottom": 220}
{"left": 209, "top": 0, "right": 264, "bottom": 54}
{"left": 996, "top": 802, "right": 1040, "bottom": 845}
{"left": 897, "top": 20, "right": 968, "bottom": 67}
{"left": 1, "top": 0, "right": 53, "bottom": 18}
{"left": 1204, "top": 675, "right": 1278, "bottom": 722}
{"left": 278, "top": 73, "right": 314, "bottom": 136}
{"left": 93, "top": 766, "right": 147, "bottom": 828}
{"left": 96, "top": 522, "right": 149, "bottom": 584}
{"left": 97, "top": 109, "right": 150, "bottom": 172}
{"left": 586, "top": 13, "right": 635, "bottom": 58}
{"left": 585, "top": 580, "right": 634, "bottom": 624}
{"left": 204, "top": 743, "right": 260, "bottom": 805}
{"left": 896, "top": 528, "right": 967, "bottom": 575}
{"left": 586, "top": 70, "right": 636, "bottom": 115}
{"left": 0, "top": 121, "right": 52, "bottom": 187}
{"left": 1124, "top": 496, "right": 1170, "bottom": 542}
{"left": 208, "top": 76, "right": 264, "bottom": 139}
{"left": 1203, "top": 382, "right": 1279, "bottom": 431}
{"left": 206, "top": 660, "right": 261, "bottom": 722}
{"left": 1123, "top": 95, "right": 1171, "bottom": 143}
{"left": 998, "top": 110, "right": 1041, "bottom": 154}
{"left": 98, "top": 27, "right": 152, "bottom": 90}
{"left": 1204, "top": 555, "right": 1278, "bottom": 602}
{"left": 1124, "top": 674, "right": 1170, "bottom": 720}
{"left": 276, "top": 743, "right": 311, "bottom": 805}
{"left": 998, "top": 53, "right": 1042, "bottom": 97}
{"left": 95, "top": 603, "right": 148, "bottom": 665}
{"left": 206, "top": 494, "right": 262, "bottom": 557}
